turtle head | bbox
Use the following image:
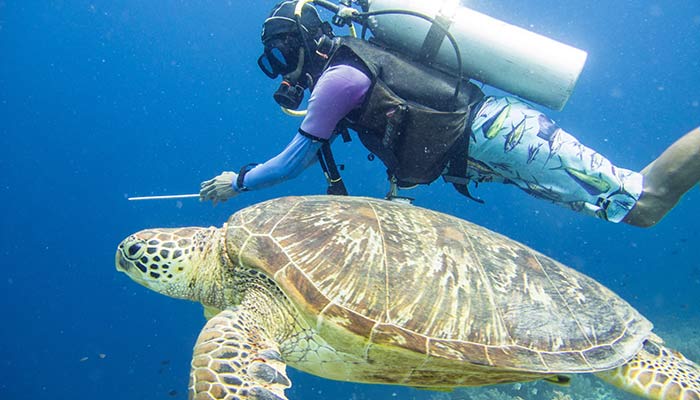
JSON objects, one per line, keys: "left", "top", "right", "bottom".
{"left": 116, "top": 226, "right": 227, "bottom": 305}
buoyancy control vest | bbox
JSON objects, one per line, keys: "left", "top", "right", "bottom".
{"left": 329, "top": 36, "right": 484, "bottom": 186}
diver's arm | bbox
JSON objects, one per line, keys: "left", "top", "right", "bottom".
{"left": 201, "top": 133, "right": 322, "bottom": 203}
{"left": 237, "top": 65, "right": 371, "bottom": 191}
{"left": 236, "top": 133, "right": 322, "bottom": 191}
{"left": 200, "top": 64, "right": 370, "bottom": 202}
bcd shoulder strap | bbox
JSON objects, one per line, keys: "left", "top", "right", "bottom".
{"left": 315, "top": 129, "right": 349, "bottom": 196}
{"left": 443, "top": 131, "right": 484, "bottom": 203}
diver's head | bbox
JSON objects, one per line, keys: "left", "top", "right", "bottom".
{"left": 257, "top": 1, "right": 334, "bottom": 109}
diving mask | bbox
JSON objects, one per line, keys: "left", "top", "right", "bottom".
{"left": 257, "top": 35, "right": 302, "bottom": 79}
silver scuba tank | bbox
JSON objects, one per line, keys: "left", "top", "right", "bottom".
{"left": 366, "top": 0, "right": 588, "bottom": 111}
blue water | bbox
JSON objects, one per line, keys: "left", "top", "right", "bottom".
{"left": 1, "top": 1, "right": 698, "bottom": 399}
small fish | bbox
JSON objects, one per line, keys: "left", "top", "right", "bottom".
{"left": 524, "top": 181, "right": 562, "bottom": 202}
{"left": 566, "top": 168, "right": 611, "bottom": 195}
{"left": 527, "top": 143, "right": 543, "bottom": 164}
{"left": 573, "top": 142, "right": 586, "bottom": 160}
{"left": 483, "top": 104, "right": 511, "bottom": 139}
{"left": 553, "top": 158, "right": 611, "bottom": 195}
{"left": 466, "top": 157, "right": 497, "bottom": 176}
{"left": 545, "top": 130, "right": 564, "bottom": 164}
{"left": 589, "top": 152, "right": 605, "bottom": 171}
{"left": 504, "top": 118, "right": 527, "bottom": 153}
{"left": 490, "top": 161, "right": 514, "bottom": 173}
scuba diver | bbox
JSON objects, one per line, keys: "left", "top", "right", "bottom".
{"left": 199, "top": 0, "right": 700, "bottom": 228}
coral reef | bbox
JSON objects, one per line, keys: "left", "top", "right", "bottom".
{"left": 551, "top": 391, "right": 572, "bottom": 400}
{"left": 445, "top": 377, "right": 625, "bottom": 400}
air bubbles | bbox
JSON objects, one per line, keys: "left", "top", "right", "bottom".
{"left": 609, "top": 87, "right": 624, "bottom": 99}
{"left": 648, "top": 5, "right": 663, "bottom": 18}
{"left": 79, "top": 353, "right": 106, "bottom": 362}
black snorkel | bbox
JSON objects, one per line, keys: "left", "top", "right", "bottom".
{"left": 271, "top": 2, "right": 320, "bottom": 111}
{"left": 260, "top": 0, "right": 331, "bottom": 112}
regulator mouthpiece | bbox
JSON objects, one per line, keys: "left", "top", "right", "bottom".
{"left": 273, "top": 80, "right": 306, "bottom": 110}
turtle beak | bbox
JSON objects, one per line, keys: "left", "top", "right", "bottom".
{"left": 115, "top": 236, "right": 155, "bottom": 291}
{"left": 115, "top": 248, "right": 131, "bottom": 273}
{"left": 115, "top": 235, "right": 147, "bottom": 276}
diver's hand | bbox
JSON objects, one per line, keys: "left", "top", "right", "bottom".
{"left": 199, "top": 171, "right": 239, "bottom": 205}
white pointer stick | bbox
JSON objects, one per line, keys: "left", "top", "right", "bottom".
{"left": 128, "top": 194, "right": 200, "bottom": 201}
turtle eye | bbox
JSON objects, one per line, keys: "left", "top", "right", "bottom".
{"left": 123, "top": 236, "right": 146, "bottom": 261}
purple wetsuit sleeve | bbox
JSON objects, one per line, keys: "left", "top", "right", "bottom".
{"left": 300, "top": 64, "right": 371, "bottom": 140}
{"left": 234, "top": 133, "right": 322, "bottom": 191}
{"left": 235, "top": 65, "right": 370, "bottom": 192}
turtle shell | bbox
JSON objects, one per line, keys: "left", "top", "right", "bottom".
{"left": 224, "top": 195, "right": 651, "bottom": 375}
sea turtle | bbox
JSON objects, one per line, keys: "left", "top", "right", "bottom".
{"left": 115, "top": 195, "right": 700, "bottom": 400}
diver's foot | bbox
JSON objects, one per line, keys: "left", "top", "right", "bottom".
{"left": 623, "top": 126, "right": 700, "bottom": 227}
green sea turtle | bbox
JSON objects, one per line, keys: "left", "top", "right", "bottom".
{"left": 115, "top": 195, "right": 700, "bottom": 400}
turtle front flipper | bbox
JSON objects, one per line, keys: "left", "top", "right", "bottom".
{"left": 595, "top": 336, "right": 700, "bottom": 400}
{"left": 189, "top": 308, "right": 291, "bottom": 400}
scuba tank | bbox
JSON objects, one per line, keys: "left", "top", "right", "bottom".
{"left": 364, "top": 0, "right": 587, "bottom": 111}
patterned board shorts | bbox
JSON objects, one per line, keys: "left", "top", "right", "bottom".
{"left": 462, "top": 96, "right": 643, "bottom": 223}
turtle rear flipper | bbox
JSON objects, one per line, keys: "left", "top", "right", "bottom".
{"left": 595, "top": 336, "right": 700, "bottom": 400}
{"left": 190, "top": 308, "right": 291, "bottom": 400}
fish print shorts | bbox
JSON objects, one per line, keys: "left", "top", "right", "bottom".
{"left": 463, "top": 96, "right": 643, "bottom": 222}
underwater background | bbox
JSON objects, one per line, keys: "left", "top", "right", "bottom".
{"left": 1, "top": 1, "right": 699, "bottom": 399}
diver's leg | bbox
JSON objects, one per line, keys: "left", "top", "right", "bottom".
{"left": 466, "top": 97, "right": 643, "bottom": 223}
{"left": 623, "top": 127, "right": 700, "bottom": 227}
